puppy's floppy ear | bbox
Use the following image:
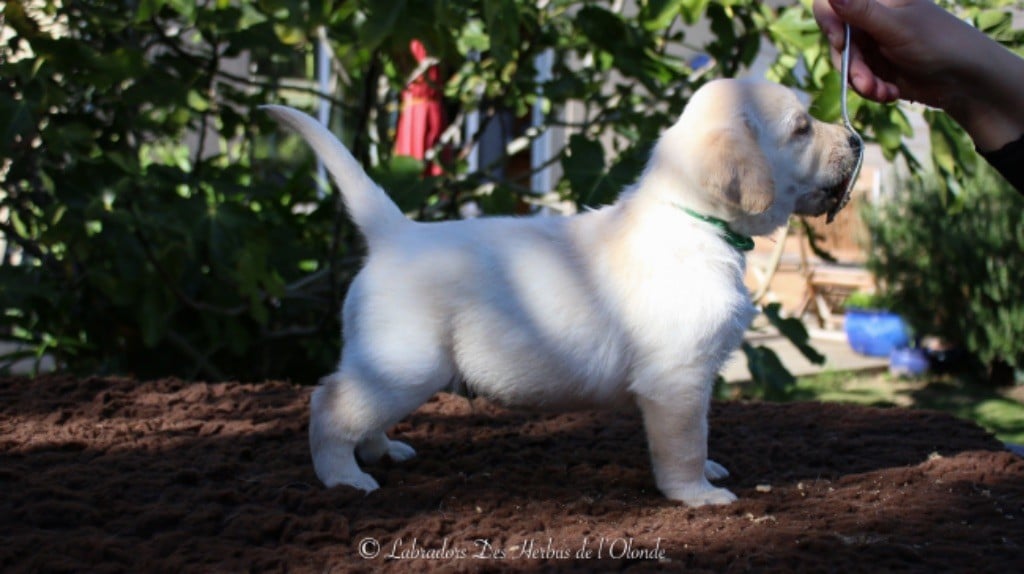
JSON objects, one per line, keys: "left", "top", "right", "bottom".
{"left": 696, "top": 119, "right": 774, "bottom": 215}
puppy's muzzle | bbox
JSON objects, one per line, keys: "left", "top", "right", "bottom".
{"left": 824, "top": 133, "right": 865, "bottom": 222}
{"left": 793, "top": 135, "right": 863, "bottom": 218}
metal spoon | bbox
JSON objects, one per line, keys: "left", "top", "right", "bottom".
{"left": 827, "top": 23, "right": 865, "bottom": 224}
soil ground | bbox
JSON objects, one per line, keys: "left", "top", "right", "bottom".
{"left": 2, "top": 375, "right": 1022, "bottom": 573}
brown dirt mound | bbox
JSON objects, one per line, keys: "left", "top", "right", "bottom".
{"left": 1, "top": 375, "right": 1021, "bottom": 573}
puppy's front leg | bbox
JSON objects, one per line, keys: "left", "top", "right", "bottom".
{"left": 637, "top": 395, "right": 736, "bottom": 506}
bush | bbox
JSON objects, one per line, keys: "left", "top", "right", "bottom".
{"left": 864, "top": 166, "right": 1024, "bottom": 382}
{"left": 1, "top": 0, "right": 353, "bottom": 381}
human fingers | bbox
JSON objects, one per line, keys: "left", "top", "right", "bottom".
{"left": 828, "top": 0, "right": 905, "bottom": 43}
{"left": 830, "top": 41, "right": 900, "bottom": 103}
{"left": 812, "top": 0, "right": 847, "bottom": 52}
{"left": 852, "top": 65, "right": 900, "bottom": 103}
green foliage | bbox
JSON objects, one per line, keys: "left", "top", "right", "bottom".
{"left": 843, "top": 291, "right": 890, "bottom": 311}
{"left": 763, "top": 302, "right": 825, "bottom": 365}
{"left": 738, "top": 303, "right": 824, "bottom": 400}
{"left": 740, "top": 343, "right": 796, "bottom": 401}
{"left": 2, "top": 0, "right": 1021, "bottom": 382}
{"left": 864, "top": 166, "right": 1024, "bottom": 379}
{"left": 2, "top": 0, "right": 347, "bottom": 380}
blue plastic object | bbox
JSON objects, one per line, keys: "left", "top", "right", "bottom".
{"left": 844, "top": 309, "right": 910, "bottom": 357}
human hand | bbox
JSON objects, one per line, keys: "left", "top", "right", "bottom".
{"left": 813, "top": 0, "right": 1024, "bottom": 150}
{"left": 813, "top": 0, "right": 988, "bottom": 107}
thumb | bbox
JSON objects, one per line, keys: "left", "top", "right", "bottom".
{"left": 829, "top": 0, "right": 903, "bottom": 40}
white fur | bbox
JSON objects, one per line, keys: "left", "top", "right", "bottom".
{"left": 263, "top": 78, "right": 858, "bottom": 507}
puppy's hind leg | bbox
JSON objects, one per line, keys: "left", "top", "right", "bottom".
{"left": 356, "top": 432, "right": 416, "bottom": 464}
{"left": 704, "top": 459, "right": 730, "bottom": 481}
{"left": 310, "top": 362, "right": 449, "bottom": 491}
{"left": 309, "top": 380, "right": 380, "bottom": 492}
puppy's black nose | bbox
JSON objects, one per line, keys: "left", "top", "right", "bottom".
{"left": 848, "top": 133, "right": 863, "bottom": 151}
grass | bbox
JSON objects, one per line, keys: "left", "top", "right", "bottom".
{"left": 777, "top": 370, "right": 1024, "bottom": 445}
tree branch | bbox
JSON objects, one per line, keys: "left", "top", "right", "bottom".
{"left": 165, "top": 329, "right": 227, "bottom": 380}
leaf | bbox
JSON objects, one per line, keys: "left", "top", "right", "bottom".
{"left": 483, "top": 0, "right": 520, "bottom": 66}
{"left": 187, "top": 89, "right": 209, "bottom": 112}
{"left": 641, "top": 0, "right": 683, "bottom": 31}
{"left": 874, "top": 119, "right": 902, "bottom": 152}
{"left": 679, "top": 0, "right": 710, "bottom": 24}
{"left": 976, "top": 10, "right": 1011, "bottom": 36}
{"left": 360, "top": 0, "right": 407, "bottom": 52}
{"left": 0, "top": 99, "right": 34, "bottom": 155}
{"left": 742, "top": 342, "right": 796, "bottom": 400}
{"left": 810, "top": 69, "right": 842, "bottom": 122}
{"left": 768, "top": 6, "right": 818, "bottom": 50}
{"left": 136, "top": 0, "right": 167, "bottom": 23}
{"left": 274, "top": 23, "right": 306, "bottom": 46}
{"left": 925, "top": 110, "right": 959, "bottom": 177}
{"left": 165, "top": 0, "right": 197, "bottom": 21}
{"left": 601, "top": 143, "right": 649, "bottom": 201}
{"left": 799, "top": 218, "right": 838, "bottom": 263}
{"left": 889, "top": 106, "right": 913, "bottom": 137}
{"left": 763, "top": 302, "right": 826, "bottom": 365}
{"left": 457, "top": 19, "right": 490, "bottom": 55}
{"left": 369, "top": 155, "right": 434, "bottom": 213}
{"left": 576, "top": 6, "right": 631, "bottom": 56}
{"left": 562, "top": 134, "right": 606, "bottom": 207}
{"left": 238, "top": 3, "right": 268, "bottom": 29}
{"left": 475, "top": 183, "right": 519, "bottom": 214}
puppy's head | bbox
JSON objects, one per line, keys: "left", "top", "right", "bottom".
{"left": 648, "top": 79, "right": 860, "bottom": 237}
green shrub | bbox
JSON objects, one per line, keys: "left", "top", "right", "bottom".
{"left": 864, "top": 166, "right": 1024, "bottom": 381}
{"left": 843, "top": 291, "right": 891, "bottom": 311}
{"left": 1, "top": 0, "right": 353, "bottom": 381}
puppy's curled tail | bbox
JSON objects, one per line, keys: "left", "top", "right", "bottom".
{"left": 261, "top": 104, "right": 407, "bottom": 243}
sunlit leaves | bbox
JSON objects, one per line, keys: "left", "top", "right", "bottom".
{"left": 768, "top": 5, "right": 819, "bottom": 51}
{"left": 639, "top": 0, "right": 685, "bottom": 31}
{"left": 924, "top": 109, "right": 978, "bottom": 198}
{"left": 811, "top": 70, "right": 844, "bottom": 123}
{"left": 679, "top": 0, "right": 710, "bottom": 25}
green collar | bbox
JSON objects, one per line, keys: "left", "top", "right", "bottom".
{"left": 674, "top": 205, "right": 755, "bottom": 252}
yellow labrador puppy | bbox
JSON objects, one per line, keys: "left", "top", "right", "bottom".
{"left": 264, "top": 78, "right": 860, "bottom": 506}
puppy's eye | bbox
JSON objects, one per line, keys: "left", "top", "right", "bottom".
{"left": 793, "top": 116, "right": 812, "bottom": 137}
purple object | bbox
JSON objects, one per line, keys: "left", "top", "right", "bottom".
{"left": 889, "top": 347, "right": 929, "bottom": 377}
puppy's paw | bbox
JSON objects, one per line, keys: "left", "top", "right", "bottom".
{"left": 663, "top": 481, "right": 737, "bottom": 507}
{"left": 704, "top": 459, "right": 729, "bottom": 481}
{"left": 387, "top": 439, "right": 416, "bottom": 462}
{"left": 690, "top": 486, "right": 737, "bottom": 507}
{"left": 323, "top": 470, "right": 380, "bottom": 493}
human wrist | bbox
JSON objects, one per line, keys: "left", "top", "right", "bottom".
{"left": 943, "top": 36, "right": 1024, "bottom": 151}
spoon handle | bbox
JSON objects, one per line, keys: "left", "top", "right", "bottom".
{"left": 826, "top": 24, "right": 865, "bottom": 224}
